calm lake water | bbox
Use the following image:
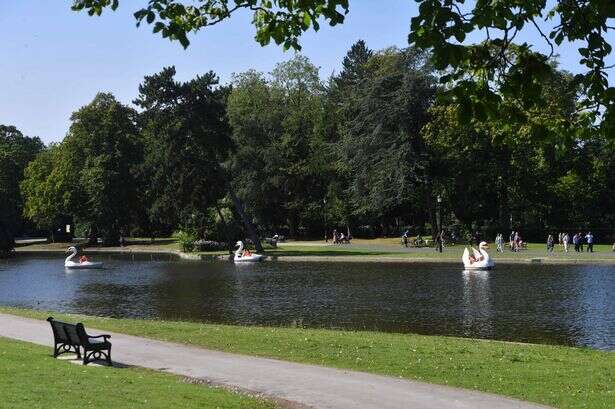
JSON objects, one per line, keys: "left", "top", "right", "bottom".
{"left": 1, "top": 254, "right": 614, "bottom": 350}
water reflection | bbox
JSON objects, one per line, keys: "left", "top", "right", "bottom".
{"left": 0, "top": 254, "right": 614, "bottom": 350}
{"left": 461, "top": 270, "right": 493, "bottom": 339}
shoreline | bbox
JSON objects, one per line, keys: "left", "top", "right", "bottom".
{"left": 13, "top": 245, "right": 615, "bottom": 265}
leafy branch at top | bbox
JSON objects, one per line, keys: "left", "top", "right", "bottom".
{"left": 71, "top": 0, "right": 349, "bottom": 49}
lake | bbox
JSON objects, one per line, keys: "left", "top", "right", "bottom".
{"left": 1, "top": 254, "right": 614, "bottom": 350}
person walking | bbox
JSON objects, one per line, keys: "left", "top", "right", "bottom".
{"left": 558, "top": 232, "right": 563, "bottom": 249}
{"left": 547, "top": 234, "right": 554, "bottom": 254}
{"left": 585, "top": 232, "right": 594, "bottom": 253}
{"left": 563, "top": 233, "right": 569, "bottom": 253}
{"left": 579, "top": 232, "right": 585, "bottom": 252}
{"left": 496, "top": 233, "right": 504, "bottom": 253}
{"left": 509, "top": 231, "right": 515, "bottom": 251}
{"left": 573, "top": 233, "right": 580, "bottom": 252}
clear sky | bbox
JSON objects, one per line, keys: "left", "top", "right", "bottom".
{"left": 1, "top": 1, "right": 611, "bottom": 143}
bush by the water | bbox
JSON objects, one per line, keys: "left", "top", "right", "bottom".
{"left": 194, "top": 240, "right": 226, "bottom": 252}
{"left": 174, "top": 230, "right": 197, "bottom": 252}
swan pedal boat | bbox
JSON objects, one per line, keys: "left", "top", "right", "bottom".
{"left": 462, "top": 241, "right": 495, "bottom": 270}
{"left": 65, "top": 246, "right": 104, "bottom": 269}
{"left": 234, "top": 241, "right": 266, "bottom": 263}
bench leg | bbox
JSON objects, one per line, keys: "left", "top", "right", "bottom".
{"left": 83, "top": 349, "right": 112, "bottom": 366}
{"left": 54, "top": 343, "right": 81, "bottom": 359}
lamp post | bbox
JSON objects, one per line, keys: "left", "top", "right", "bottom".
{"left": 436, "top": 195, "right": 442, "bottom": 253}
{"left": 323, "top": 198, "right": 328, "bottom": 243}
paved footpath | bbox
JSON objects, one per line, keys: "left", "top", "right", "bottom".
{"left": 0, "top": 313, "right": 550, "bottom": 409}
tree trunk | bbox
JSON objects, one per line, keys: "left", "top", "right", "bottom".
{"left": 215, "top": 204, "right": 234, "bottom": 254}
{"left": 0, "top": 221, "right": 14, "bottom": 256}
{"left": 227, "top": 186, "right": 264, "bottom": 252}
{"left": 88, "top": 225, "right": 98, "bottom": 245}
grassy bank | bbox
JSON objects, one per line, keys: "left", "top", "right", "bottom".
{"left": 15, "top": 238, "right": 615, "bottom": 264}
{"left": 2, "top": 307, "right": 613, "bottom": 408}
{"left": 0, "top": 336, "right": 276, "bottom": 409}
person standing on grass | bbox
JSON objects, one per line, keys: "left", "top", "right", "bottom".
{"left": 573, "top": 233, "right": 579, "bottom": 252}
{"left": 402, "top": 230, "right": 409, "bottom": 248}
{"left": 509, "top": 231, "right": 515, "bottom": 251}
{"left": 585, "top": 232, "right": 594, "bottom": 253}
{"left": 579, "top": 232, "right": 585, "bottom": 252}
{"left": 547, "top": 234, "right": 554, "bottom": 254}
{"left": 563, "top": 233, "right": 570, "bottom": 253}
{"left": 558, "top": 232, "right": 563, "bottom": 249}
{"left": 514, "top": 231, "right": 521, "bottom": 252}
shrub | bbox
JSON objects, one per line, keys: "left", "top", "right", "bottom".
{"left": 194, "top": 240, "right": 226, "bottom": 252}
{"left": 174, "top": 230, "right": 197, "bottom": 252}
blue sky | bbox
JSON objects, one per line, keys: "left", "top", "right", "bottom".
{"left": 1, "top": 1, "right": 611, "bottom": 143}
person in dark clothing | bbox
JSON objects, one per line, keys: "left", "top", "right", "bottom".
{"left": 435, "top": 231, "right": 443, "bottom": 253}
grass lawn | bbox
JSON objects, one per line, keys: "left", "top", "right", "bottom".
{"left": 0, "top": 336, "right": 276, "bottom": 409}
{"left": 15, "top": 237, "right": 615, "bottom": 263}
{"left": 2, "top": 307, "right": 613, "bottom": 409}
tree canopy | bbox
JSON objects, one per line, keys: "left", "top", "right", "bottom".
{"left": 5, "top": 42, "right": 615, "bottom": 253}
{"left": 69, "top": 0, "right": 615, "bottom": 131}
{"left": 0, "top": 126, "right": 43, "bottom": 253}
{"left": 71, "top": 0, "right": 349, "bottom": 49}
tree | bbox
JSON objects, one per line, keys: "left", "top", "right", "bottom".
{"left": 71, "top": 0, "right": 349, "bottom": 49}
{"left": 409, "top": 1, "right": 615, "bottom": 131}
{"left": 337, "top": 48, "right": 436, "bottom": 230}
{"left": 422, "top": 63, "right": 591, "bottom": 239}
{"left": 0, "top": 125, "right": 43, "bottom": 254}
{"left": 20, "top": 145, "right": 65, "bottom": 239}
{"left": 135, "top": 67, "right": 244, "bottom": 245}
{"left": 227, "top": 55, "right": 328, "bottom": 237}
{"left": 58, "top": 93, "right": 142, "bottom": 244}
{"left": 70, "top": 1, "right": 615, "bottom": 131}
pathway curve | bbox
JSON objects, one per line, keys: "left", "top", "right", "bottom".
{"left": 0, "top": 313, "right": 550, "bottom": 409}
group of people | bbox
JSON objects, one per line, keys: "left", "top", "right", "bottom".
{"left": 331, "top": 229, "right": 352, "bottom": 245}
{"left": 401, "top": 230, "right": 446, "bottom": 252}
{"left": 501, "top": 231, "right": 525, "bottom": 252}
{"left": 550, "top": 232, "right": 595, "bottom": 253}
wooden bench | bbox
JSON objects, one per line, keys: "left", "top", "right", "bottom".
{"left": 47, "top": 317, "right": 112, "bottom": 365}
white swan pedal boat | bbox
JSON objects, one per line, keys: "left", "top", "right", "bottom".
{"left": 65, "top": 246, "right": 104, "bottom": 269}
{"left": 234, "top": 241, "right": 266, "bottom": 263}
{"left": 462, "top": 241, "right": 494, "bottom": 270}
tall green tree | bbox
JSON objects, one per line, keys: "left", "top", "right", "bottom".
{"left": 0, "top": 125, "right": 43, "bottom": 254}
{"left": 135, "top": 67, "right": 236, "bottom": 240}
{"left": 337, "top": 47, "right": 436, "bottom": 231}
{"left": 59, "top": 93, "right": 141, "bottom": 244}
{"left": 228, "top": 55, "right": 327, "bottom": 237}
{"left": 20, "top": 145, "right": 66, "bottom": 240}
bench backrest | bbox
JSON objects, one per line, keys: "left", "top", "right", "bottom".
{"left": 75, "top": 323, "right": 92, "bottom": 347}
{"left": 47, "top": 317, "right": 82, "bottom": 346}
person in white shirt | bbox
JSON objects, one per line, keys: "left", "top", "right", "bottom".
{"left": 585, "top": 232, "right": 594, "bottom": 253}
{"left": 562, "top": 233, "right": 569, "bottom": 253}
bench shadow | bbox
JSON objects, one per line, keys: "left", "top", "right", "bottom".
{"left": 54, "top": 354, "right": 131, "bottom": 368}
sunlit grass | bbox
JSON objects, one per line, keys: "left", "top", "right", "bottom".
{"left": 0, "top": 336, "right": 276, "bottom": 409}
{"left": 2, "top": 307, "right": 613, "bottom": 409}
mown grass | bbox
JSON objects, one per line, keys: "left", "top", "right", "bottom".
{"left": 0, "top": 336, "right": 276, "bottom": 409}
{"left": 16, "top": 238, "right": 615, "bottom": 263}
{"left": 2, "top": 307, "right": 613, "bottom": 408}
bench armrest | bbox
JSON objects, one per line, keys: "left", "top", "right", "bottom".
{"left": 89, "top": 334, "right": 111, "bottom": 339}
